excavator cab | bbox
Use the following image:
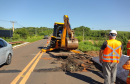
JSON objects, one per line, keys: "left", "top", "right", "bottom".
{"left": 53, "top": 22, "right": 69, "bottom": 38}
{"left": 53, "top": 22, "right": 64, "bottom": 38}
{"left": 50, "top": 22, "right": 65, "bottom": 48}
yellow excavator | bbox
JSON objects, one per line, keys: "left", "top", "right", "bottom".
{"left": 42, "top": 15, "right": 79, "bottom": 53}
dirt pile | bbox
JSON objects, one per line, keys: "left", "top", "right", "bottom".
{"left": 54, "top": 54, "right": 96, "bottom": 72}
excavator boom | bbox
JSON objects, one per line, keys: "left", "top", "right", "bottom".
{"left": 61, "top": 15, "right": 78, "bottom": 50}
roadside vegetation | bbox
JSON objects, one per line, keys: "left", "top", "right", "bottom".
{"left": 74, "top": 26, "right": 130, "bottom": 54}
{"left": 0, "top": 27, "right": 53, "bottom": 42}
{"left": 0, "top": 26, "right": 130, "bottom": 55}
{"left": 78, "top": 40, "right": 104, "bottom": 51}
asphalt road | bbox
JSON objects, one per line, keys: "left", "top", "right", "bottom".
{"left": 0, "top": 38, "right": 104, "bottom": 84}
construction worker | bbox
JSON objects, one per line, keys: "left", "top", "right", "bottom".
{"left": 99, "top": 30, "right": 122, "bottom": 84}
{"left": 127, "top": 40, "right": 130, "bottom": 56}
{"left": 122, "top": 40, "right": 130, "bottom": 84}
{"left": 122, "top": 59, "right": 130, "bottom": 84}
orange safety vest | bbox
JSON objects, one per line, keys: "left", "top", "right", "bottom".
{"left": 102, "top": 39, "right": 121, "bottom": 63}
{"left": 127, "top": 43, "right": 130, "bottom": 49}
{"left": 126, "top": 72, "right": 130, "bottom": 84}
{"left": 127, "top": 43, "right": 130, "bottom": 56}
{"left": 128, "top": 72, "right": 130, "bottom": 78}
{"left": 122, "top": 64, "right": 130, "bottom": 84}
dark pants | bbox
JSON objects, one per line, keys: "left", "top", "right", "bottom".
{"left": 103, "top": 62, "right": 117, "bottom": 84}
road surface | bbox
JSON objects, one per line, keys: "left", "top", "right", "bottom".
{"left": 0, "top": 38, "right": 104, "bottom": 84}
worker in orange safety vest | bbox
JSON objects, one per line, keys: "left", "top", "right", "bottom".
{"left": 99, "top": 30, "right": 122, "bottom": 84}
{"left": 122, "top": 40, "right": 130, "bottom": 84}
{"left": 122, "top": 59, "right": 130, "bottom": 84}
{"left": 127, "top": 40, "right": 130, "bottom": 56}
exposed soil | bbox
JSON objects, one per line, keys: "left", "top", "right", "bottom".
{"left": 84, "top": 51, "right": 99, "bottom": 57}
{"left": 49, "top": 51, "right": 126, "bottom": 84}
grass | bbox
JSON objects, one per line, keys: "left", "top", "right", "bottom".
{"left": 9, "top": 35, "right": 44, "bottom": 42}
{"left": 19, "top": 36, "right": 44, "bottom": 42}
{"left": 78, "top": 40, "right": 104, "bottom": 52}
{"left": 12, "top": 43, "right": 23, "bottom": 47}
{"left": 10, "top": 35, "right": 44, "bottom": 47}
{"left": 2, "top": 35, "right": 44, "bottom": 47}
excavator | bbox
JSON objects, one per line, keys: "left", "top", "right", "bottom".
{"left": 42, "top": 15, "right": 79, "bottom": 53}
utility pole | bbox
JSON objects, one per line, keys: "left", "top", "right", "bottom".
{"left": 83, "top": 28, "right": 84, "bottom": 41}
{"left": 35, "top": 28, "right": 37, "bottom": 36}
{"left": 10, "top": 21, "right": 17, "bottom": 32}
{"left": 10, "top": 21, "right": 16, "bottom": 42}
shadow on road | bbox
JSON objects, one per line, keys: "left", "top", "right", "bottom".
{"left": 87, "top": 69, "right": 104, "bottom": 79}
{"left": 65, "top": 72, "right": 102, "bottom": 84}
{"left": 0, "top": 64, "right": 5, "bottom": 68}
{"left": 46, "top": 51, "right": 60, "bottom": 58}
{"left": 0, "top": 69, "right": 21, "bottom": 73}
{"left": 91, "top": 62, "right": 127, "bottom": 84}
{"left": 0, "top": 64, "right": 21, "bottom": 73}
{"left": 38, "top": 46, "right": 47, "bottom": 49}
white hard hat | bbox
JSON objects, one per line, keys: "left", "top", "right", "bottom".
{"left": 109, "top": 30, "right": 117, "bottom": 34}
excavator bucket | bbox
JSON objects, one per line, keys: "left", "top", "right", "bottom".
{"left": 66, "top": 38, "right": 78, "bottom": 50}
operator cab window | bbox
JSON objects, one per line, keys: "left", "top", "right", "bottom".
{"left": 57, "top": 25, "right": 63, "bottom": 37}
{"left": 0, "top": 40, "right": 5, "bottom": 48}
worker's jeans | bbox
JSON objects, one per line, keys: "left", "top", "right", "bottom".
{"left": 103, "top": 62, "right": 117, "bottom": 84}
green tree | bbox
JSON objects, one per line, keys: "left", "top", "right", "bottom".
{"left": 14, "top": 28, "right": 28, "bottom": 39}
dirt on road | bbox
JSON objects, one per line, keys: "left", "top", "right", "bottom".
{"left": 84, "top": 51, "right": 99, "bottom": 57}
{"left": 48, "top": 50, "right": 126, "bottom": 84}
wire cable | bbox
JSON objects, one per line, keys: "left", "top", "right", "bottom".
{"left": 0, "top": 20, "right": 10, "bottom": 22}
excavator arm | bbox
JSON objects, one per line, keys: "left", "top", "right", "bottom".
{"left": 61, "top": 15, "right": 78, "bottom": 50}
{"left": 63, "top": 15, "right": 74, "bottom": 39}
